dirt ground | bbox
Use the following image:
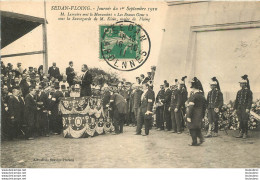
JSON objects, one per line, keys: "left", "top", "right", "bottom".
{"left": 1, "top": 127, "right": 259, "bottom": 168}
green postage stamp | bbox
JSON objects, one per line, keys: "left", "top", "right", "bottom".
{"left": 100, "top": 21, "right": 151, "bottom": 71}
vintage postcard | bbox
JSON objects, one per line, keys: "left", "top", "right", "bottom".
{"left": 0, "top": 0, "right": 259, "bottom": 176}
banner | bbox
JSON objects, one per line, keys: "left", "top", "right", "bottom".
{"left": 59, "top": 96, "right": 114, "bottom": 138}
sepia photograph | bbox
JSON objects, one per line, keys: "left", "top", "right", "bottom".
{"left": 0, "top": 0, "right": 259, "bottom": 176}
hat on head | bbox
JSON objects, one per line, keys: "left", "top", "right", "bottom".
{"left": 180, "top": 76, "right": 187, "bottom": 85}
{"left": 164, "top": 80, "right": 169, "bottom": 87}
{"left": 211, "top": 77, "right": 221, "bottom": 91}
{"left": 175, "top": 79, "right": 179, "bottom": 85}
{"left": 125, "top": 82, "right": 132, "bottom": 87}
{"left": 151, "top": 66, "right": 156, "bottom": 70}
{"left": 191, "top": 77, "right": 204, "bottom": 92}
{"left": 240, "top": 74, "right": 250, "bottom": 89}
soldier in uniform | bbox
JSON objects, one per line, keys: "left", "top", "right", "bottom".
{"left": 179, "top": 76, "right": 188, "bottom": 130}
{"left": 186, "top": 77, "right": 207, "bottom": 146}
{"left": 135, "top": 83, "right": 154, "bottom": 136}
{"left": 205, "top": 77, "right": 223, "bottom": 138}
{"left": 162, "top": 81, "right": 172, "bottom": 131}
{"left": 155, "top": 84, "right": 165, "bottom": 130}
{"left": 169, "top": 82, "right": 182, "bottom": 134}
{"left": 234, "top": 75, "right": 253, "bottom": 139}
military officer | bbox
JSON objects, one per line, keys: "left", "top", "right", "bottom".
{"left": 186, "top": 77, "right": 207, "bottom": 146}
{"left": 155, "top": 84, "right": 165, "bottom": 130}
{"left": 169, "top": 82, "right": 182, "bottom": 134}
{"left": 205, "top": 77, "right": 224, "bottom": 138}
{"left": 234, "top": 75, "right": 253, "bottom": 139}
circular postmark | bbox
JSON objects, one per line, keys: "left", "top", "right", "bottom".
{"left": 100, "top": 20, "right": 151, "bottom": 71}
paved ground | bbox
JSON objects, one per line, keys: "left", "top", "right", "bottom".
{"left": 1, "top": 127, "right": 259, "bottom": 168}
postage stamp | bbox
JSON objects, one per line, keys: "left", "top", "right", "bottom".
{"left": 100, "top": 21, "right": 151, "bottom": 71}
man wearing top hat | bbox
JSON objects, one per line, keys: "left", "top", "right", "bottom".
{"left": 205, "top": 77, "right": 224, "bottom": 138}
{"left": 234, "top": 75, "right": 253, "bottom": 139}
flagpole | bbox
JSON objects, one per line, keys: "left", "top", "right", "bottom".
{"left": 43, "top": 0, "right": 49, "bottom": 74}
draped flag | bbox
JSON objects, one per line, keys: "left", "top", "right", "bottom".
{"left": 59, "top": 96, "right": 114, "bottom": 138}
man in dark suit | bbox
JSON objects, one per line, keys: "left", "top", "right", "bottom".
{"left": 35, "top": 85, "right": 49, "bottom": 136}
{"left": 169, "top": 84, "right": 182, "bottom": 133}
{"left": 135, "top": 83, "right": 154, "bottom": 136}
{"left": 162, "top": 81, "right": 172, "bottom": 131}
{"left": 132, "top": 84, "right": 143, "bottom": 127}
{"left": 155, "top": 84, "right": 165, "bottom": 130}
{"left": 20, "top": 76, "right": 31, "bottom": 98}
{"left": 80, "top": 64, "right": 93, "bottom": 97}
{"left": 66, "top": 61, "right": 76, "bottom": 87}
{"left": 48, "top": 62, "right": 61, "bottom": 81}
{"left": 24, "top": 87, "right": 37, "bottom": 140}
{"left": 50, "top": 82, "right": 64, "bottom": 135}
{"left": 109, "top": 89, "right": 127, "bottom": 134}
{"left": 179, "top": 76, "right": 188, "bottom": 130}
{"left": 8, "top": 88, "right": 25, "bottom": 139}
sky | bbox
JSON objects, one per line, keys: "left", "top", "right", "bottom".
{"left": 1, "top": 1, "right": 167, "bottom": 83}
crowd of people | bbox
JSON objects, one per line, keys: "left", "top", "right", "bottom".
{"left": 1, "top": 60, "right": 255, "bottom": 146}
{"left": 1, "top": 61, "right": 93, "bottom": 140}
